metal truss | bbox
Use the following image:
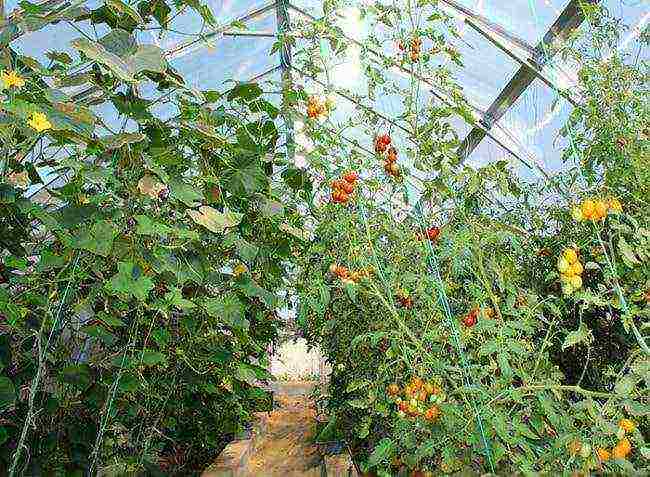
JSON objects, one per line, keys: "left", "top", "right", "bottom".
{"left": 457, "top": 0, "right": 598, "bottom": 162}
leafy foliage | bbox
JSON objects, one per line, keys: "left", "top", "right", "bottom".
{"left": 0, "top": 1, "right": 306, "bottom": 474}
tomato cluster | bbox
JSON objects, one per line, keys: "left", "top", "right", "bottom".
{"left": 417, "top": 226, "right": 440, "bottom": 243}
{"left": 307, "top": 95, "right": 333, "bottom": 119}
{"left": 388, "top": 377, "right": 443, "bottom": 423}
{"left": 329, "top": 263, "right": 372, "bottom": 285}
{"left": 374, "top": 133, "right": 391, "bottom": 154}
{"left": 557, "top": 248, "right": 584, "bottom": 295}
{"left": 398, "top": 36, "right": 422, "bottom": 62}
{"left": 570, "top": 418, "right": 635, "bottom": 464}
{"left": 461, "top": 307, "right": 479, "bottom": 328}
{"left": 374, "top": 133, "right": 400, "bottom": 177}
{"left": 572, "top": 197, "right": 622, "bottom": 222}
{"left": 330, "top": 171, "right": 359, "bottom": 204}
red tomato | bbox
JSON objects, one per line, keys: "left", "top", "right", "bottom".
{"left": 343, "top": 171, "right": 358, "bottom": 183}
{"left": 342, "top": 182, "right": 354, "bottom": 194}
{"left": 426, "top": 227, "right": 440, "bottom": 241}
{"left": 462, "top": 313, "right": 477, "bottom": 328}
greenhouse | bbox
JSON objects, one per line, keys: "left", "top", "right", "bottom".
{"left": 0, "top": 0, "right": 648, "bottom": 475}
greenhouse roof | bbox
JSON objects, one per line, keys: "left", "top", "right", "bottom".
{"left": 2, "top": 0, "right": 648, "bottom": 201}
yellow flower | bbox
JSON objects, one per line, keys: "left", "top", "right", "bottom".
{"left": 619, "top": 418, "right": 636, "bottom": 433}
{"left": 1, "top": 70, "right": 25, "bottom": 88}
{"left": 27, "top": 112, "right": 52, "bottom": 132}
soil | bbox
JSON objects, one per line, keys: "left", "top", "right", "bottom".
{"left": 244, "top": 385, "right": 323, "bottom": 476}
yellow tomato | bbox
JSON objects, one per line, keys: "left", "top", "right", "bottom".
{"left": 619, "top": 418, "right": 636, "bottom": 433}
{"left": 563, "top": 248, "right": 578, "bottom": 264}
{"left": 596, "top": 448, "right": 610, "bottom": 461}
{"left": 612, "top": 438, "right": 631, "bottom": 459}
{"left": 594, "top": 200, "right": 608, "bottom": 220}
{"left": 581, "top": 199, "right": 596, "bottom": 220}
{"left": 570, "top": 274, "right": 583, "bottom": 289}
{"left": 557, "top": 257, "right": 571, "bottom": 273}
{"left": 569, "top": 261, "right": 583, "bottom": 276}
{"left": 608, "top": 198, "right": 623, "bottom": 213}
{"left": 571, "top": 206, "right": 584, "bottom": 221}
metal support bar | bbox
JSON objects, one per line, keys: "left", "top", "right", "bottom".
{"left": 439, "top": 0, "right": 535, "bottom": 55}
{"left": 441, "top": 2, "right": 580, "bottom": 106}
{"left": 457, "top": 0, "right": 598, "bottom": 161}
{"left": 222, "top": 30, "right": 306, "bottom": 38}
{"left": 166, "top": 1, "right": 277, "bottom": 59}
{"left": 276, "top": 0, "right": 295, "bottom": 162}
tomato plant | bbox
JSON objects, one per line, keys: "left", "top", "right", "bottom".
{"left": 290, "top": 2, "right": 648, "bottom": 475}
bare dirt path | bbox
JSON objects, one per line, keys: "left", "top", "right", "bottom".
{"left": 244, "top": 382, "right": 323, "bottom": 477}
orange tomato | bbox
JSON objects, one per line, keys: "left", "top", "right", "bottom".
{"left": 568, "top": 440, "right": 582, "bottom": 456}
{"left": 424, "top": 406, "right": 440, "bottom": 422}
{"left": 596, "top": 448, "right": 610, "bottom": 461}
{"left": 619, "top": 418, "right": 636, "bottom": 433}
{"left": 612, "top": 438, "right": 631, "bottom": 459}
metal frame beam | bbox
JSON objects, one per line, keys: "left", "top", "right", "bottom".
{"left": 457, "top": 0, "right": 598, "bottom": 162}
{"left": 439, "top": 0, "right": 535, "bottom": 55}
{"left": 439, "top": 0, "right": 580, "bottom": 107}
{"left": 276, "top": 0, "right": 295, "bottom": 161}
{"left": 166, "top": 1, "right": 277, "bottom": 60}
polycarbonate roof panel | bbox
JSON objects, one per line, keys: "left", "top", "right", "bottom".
{"left": 446, "top": 0, "right": 572, "bottom": 44}
{"left": 4, "top": 0, "right": 644, "bottom": 187}
{"left": 494, "top": 78, "right": 573, "bottom": 178}
{"left": 169, "top": 9, "right": 277, "bottom": 90}
{"left": 542, "top": 0, "right": 649, "bottom": 92}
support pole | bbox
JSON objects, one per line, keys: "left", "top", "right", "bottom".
{"left": 276, "top": 0, "right": 295, "bottom": 163}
